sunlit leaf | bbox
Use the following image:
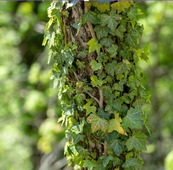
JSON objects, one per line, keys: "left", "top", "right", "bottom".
{"left": 90, "top": 60, "right": 102, "bottom": 71}
{"left": 87, "top": 38, "right": 101, "bottom": 54}
{"left": 111, "top": 1, "right": 131, "bottom": 13}
{"left": 108, "top": 113, "right": 126, "bottom": 135}
{"left": 83, "top": 99, "right": 97, "bottom": 116}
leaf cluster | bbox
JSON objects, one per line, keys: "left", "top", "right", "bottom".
{"left": 43, "top": 1, "right": 150, "bottom": 169}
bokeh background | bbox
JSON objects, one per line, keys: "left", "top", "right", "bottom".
{"left": 0, "top": 1, "right": 173, "bottom": 170}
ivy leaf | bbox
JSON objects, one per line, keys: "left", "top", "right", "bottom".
{"left": 122, "top": 108, "right": 143, "bottom": 130}
{"left": 108, "top": 113, "right": 126, "bottom": 135}
{"left": 94, "top": 26, "right": 109, "bottom": 39}
{"left": 100, "top": 37, "right": 113, "bottom": 47}
{"left": 87, "top": 114, "right": 108, "bottom": 133}
{"left": 87, "top": 38, "right": 101, "bottom": 54}
{"left": 126, "top": 131, "right": 147, "bottom": 151}
{"left": 107, "top": 44, "right": 118, "bottom": 58}
{"left": 111, "top": 1, "right": 131, "bottom": 13}
{"left": 82, "top": 11, "right": 99, "bottom": 24}
{"left": 109, "top": 139, "right": 124, "bottom": 156}
{"left": 92, "top": 2, "right": 110, "bottom": 13}
{"left": 127, "top": 7, "right": 137, "bottom": 20}
{"left": 90, "top": 75, "right": 103, "bottom": 87}
{"left": 111, "top": 24, "right": 126, "bottom": 39}
{"left": 105, "top": 61, "right": 117, "bottom": 76}
{"left": 90, "top": 60, "right": 102, "bottom": 71}
{"left": 100, "top": 12, "right": 118, "bottom": 31}
{"left": 115, "top": 60, "right": 131, "bottom": 75}
{"left": 83, "top": 99, "right": 97, "bottom": 116}
{"left": 83, "top": 160, "right": 97, "bottom": 170}
{"left": 122, "top": 158, "right": 143, "bottom": 170}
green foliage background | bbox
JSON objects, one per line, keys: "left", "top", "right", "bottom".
{"left": 0, "top": 1, "right": 173, "bottom": 170}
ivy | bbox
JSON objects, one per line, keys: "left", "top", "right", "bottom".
{"left": 44, "top": 0, "right": 150, "bottom": 169}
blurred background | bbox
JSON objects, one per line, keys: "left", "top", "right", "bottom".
{"left": 0, "top": 1, "right": 173, "bottom": 170}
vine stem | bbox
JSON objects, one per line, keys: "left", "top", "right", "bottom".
{"left": 84, "top": 2, "right": 97, "bottom": 40}
{"left": 73, "top": 72, "right": 100, "bottom": 106}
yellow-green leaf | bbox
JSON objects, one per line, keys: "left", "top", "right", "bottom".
{"left": 108, "top": 113, "right": 126, "bottom": 135}
{"left": 87, "top": 114, "right": 108, "bottom": 133}
{"left": 87, "top": 38, "right": 101, "bottom": 54}
{"left": 111, "top": 1, "right": 131, "bottom": 13}
{"left": 92, "top": 2, "right": 110, "bottom": 13}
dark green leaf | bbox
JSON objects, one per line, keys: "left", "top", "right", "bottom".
{"left": 105, "top": 61, "right": 117, "bottom": 76}
{"left": 107, "top": 45, "right": 118, "bottom": 58}
{"left": 122, "top": 158, "right": 143, "bottom": 170}
{"left": 110, "top": 139, "right": 124, "bottom": 156}
{"left": 122, "top": 108, "right": 143, "bottom": 130}
{"left": 126, "top": 131, "right": 147, "bottom": 151}
{"left": 100, "top": 13, "right": 118, "bottom": 31}
{"left": 82, "top": 11, "right": 99, "bottom": 24}
{"left": 94, "top": 26, "right": 109, "bottom": 39}
{"left": 100, "top": 37, "right": 113, "bottom": 47}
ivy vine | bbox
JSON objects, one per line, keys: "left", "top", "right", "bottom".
{"left": 43, "top": 0, "right": 150, "bottom": 169}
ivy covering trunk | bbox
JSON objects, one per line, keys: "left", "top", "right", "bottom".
{"left": 43, "top": 0, "right": 150, "bottom": 169}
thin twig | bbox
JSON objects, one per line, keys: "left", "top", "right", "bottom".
{"left": 86, "top": 92, "right": 100, "bottom": 106}
{"left": 99, "top": 89, "right": 103, "bottom": 108}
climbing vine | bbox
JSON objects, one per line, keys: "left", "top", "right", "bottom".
{"left": 43, "top": 0, "right": 150, "bottom": 169}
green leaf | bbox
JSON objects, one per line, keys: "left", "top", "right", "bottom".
{"left": 111, "top": 24, "right": 126, "bottom": 39}
{"left": 90, "top": 75, "right": 103, "bottom": 87}
{"left": 100, "top": 12, "right": 118, "bottom": 31}
{"left": 94, "top": 26, "right": 109, "bottom": 39}
{"left": 112, "top": 81, "right": 125, "bottom": 92}
{"left": 108, "top": 113, "right": 126, "bottom": 135}
{"left": 122, "top": 108, "right": 143, "bottom": 130}
{"left": 115, "top": 60, "right": 131, "bottom": 75}
{"left": 90, "top": 60, "right": 102, "bottom": 71}
{"left": 126, "top": 131, "right": 147, "bottom": 151}
{"left": 100, "top": 37, "right": 113, "bottom": 47}
{"left": 128, "top": 7, "right": 137, "bottom": 20}
{"left": 99, "top": 155, "right": 113, "bottom": 167}
{"left": 87, "top": 38, "right": 101, "bottom": 54}
{"left": 83, "top": 99, "right": 97, "bottom": 116}
{"left": 109, "top": 139, "right": 124, "bottom": 156}
{"left": 111, "top": 1, "right": 131, "bottom": 13}
{"left": 92, "top": 2, "right": 110, "bottom": 13}
{"left": 87, "top": 114, "right": 108, "bottom": 133}
{"left": 83, "top": 160, "right": 97, "bottom": 170}
{"left": 122, "top": 158, "right": 143, "bottom": 170}
{"left": 107, "top": 45, "right": 118, "bottom": 58}
{"left": 82, "top": 11, "right": 99, "bottom": 24}
{"left": 105, "top": 61, "right": 117, "bottom": 77}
